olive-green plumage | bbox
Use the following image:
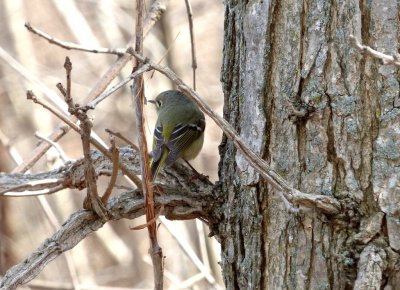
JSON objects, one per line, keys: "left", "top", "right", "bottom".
{"left": 149, "top": 90, "right": 205, "bottom": 180}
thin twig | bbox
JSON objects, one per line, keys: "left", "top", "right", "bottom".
{"left": 34, "top": 132, "right": 70, "bottom": 163}
{"left": 63, "top": 58, "right": 73, "bottom": 105}
{"left": 26, "top": 91, "right": 142, "bottom": 188}
{"left": 101, "top": 136, "right": 119, "bottom": 202}
{"left": 0, "top": 179, "right": 63, "bottom": 196}
{"left": 184, "top": 0, "right": 197, "bottom": 90}
{"left": 349, "top": 35, "right": 400, "bottom": 66}
{"left": 60, "top": 57, "right": 108, "bottom": 220}
{"left": 105, "top": 129, "right": 139, "bottom": 151}
{"left": 3, "top": 185, "right": 65, "bottom": 197}
{"left": 26, "top": 91, "right": 78, "bottom": 132}
{"left": 25, "top": 22, "right": 125, "bottom": 56}
{"left": 147, "top": 31, "right": 181, "bottom": 81}
{"left": 0, "top": 46, "right": 111, "bottom": 176}
{"left": 133, "top": 0, "right": 164, "bottom": 288}
{"left": 0, "top": 146, "right": 143, "bottom": 196}
{"left": 88, "top": 63, "right": 151, "bottom": 109}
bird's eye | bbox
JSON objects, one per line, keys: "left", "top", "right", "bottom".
{"left": 156, "top": 100, "right": 162, "bottom": 108}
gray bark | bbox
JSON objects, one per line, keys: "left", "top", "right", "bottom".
{"left": 218, "top": 0, "right": 399, "bottom": 289}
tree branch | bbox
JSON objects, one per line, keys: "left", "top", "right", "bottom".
{"left": 0, "top": 147, "right": 140, "bottom": 196}
{"left": 132, "top": 0, "right": 164, "bottom": 288}
{"left": 25, "top": 22, "right": 125, "bottom": 56}
{"left": 184, "top": 0, "right": 197, "bottom": 90}
{"left": 0, "top": 187, "right": 214, "bottom": 290}
{"left": 350, "top": 35, "right": 400, "bottom": 66}
{"left": 26, "top": 89, "right": 142, "bottom": 188}
{"left": 59, "top": 57, "right": 108, "bottom": 220}
{"left": 0, "top": 146, "right": 215, "bottom": 290}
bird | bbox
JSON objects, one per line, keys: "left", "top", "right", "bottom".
{"left": 148, "top": 90, "right": 205, "bottom": 180}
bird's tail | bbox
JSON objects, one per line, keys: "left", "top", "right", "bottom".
{"left": 150, "top": 149, "right": 168, "bottom": 181}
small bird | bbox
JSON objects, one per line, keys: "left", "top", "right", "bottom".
{"left": 149, "top": 90, "right": 205, "bottom": 180}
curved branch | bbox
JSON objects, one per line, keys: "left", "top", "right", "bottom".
{"left": 0, "top": 185, "right": 214, "bottom": 290}
{"left": 350, "top": 35, "right": 400, "bottom": 66}
{"left": 0, "top": 147, "right": 141, "bottom": 196}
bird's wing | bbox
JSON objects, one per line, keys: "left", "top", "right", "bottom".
{"left": 150, "top": 124, "right": 168, "bottom": 179}
{"left": 151, "top": 124, "right": 164, "bottom": 162}
{"left": 165, "top": 118, "right": 205, "bottom": 166}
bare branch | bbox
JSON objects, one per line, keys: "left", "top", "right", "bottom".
{"left": 24, "top": 29, "right": 340, "bottom": 214}
{"left": 34, "top": 132, "right": 70, "bottom": 163}
{"left": 0, "top": 185, "right": 214, "bottom": 290}
{"left": 101, "top": 136, "right": 119, "bottom": 203}
{"left": 2, "top": 185, "right": 65, "bottom": 197}
{"left": 0, "top": 138, "right": 342, "bottom": 288}
{"left": 25, "top": 22, "right": 125, "bottom": 56}
{"left": 0, "top": 177, "right": 64, "bottom": 196}
{"left": 59, "top": 57, "right": 108, "bottom": 220}
{"left": 350, "top": 35, "right": 400, "bottom": 66}
{"left": 0, "top": 147, "right": 211, "bottom": 201}
{"left": 133, "top": 0, "right": 164, "bottom": 288}
{"left": 184, "top": 0, "right": 197, "bottom": 90}
{"left": 0, "top": 147, "right": 140, "bottom": 196}
{"left": 16, "top": 0, "right": 168, "bottom": 174}
{"left": 144, "top": 0, "right": 169, "bottom": 34}
{"left": 26, "top": 90, "right": 142, "bottom": 188}
{"left": 88, "top": 63, "right": 151, "bottom": 109}
{"left": 105, "top": 129, "right": 139, "bottom": 151}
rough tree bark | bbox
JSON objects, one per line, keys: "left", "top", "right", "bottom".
{"left": 217, "top": 0, "right": 399, "bottom": 289}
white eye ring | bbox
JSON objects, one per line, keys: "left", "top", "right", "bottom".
{"left": 156, "top": 100, "right": 162, "bottom": 108}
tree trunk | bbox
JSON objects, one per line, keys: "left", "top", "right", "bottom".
{"left": 218, "top": 0, "right": 400, "bottom": 289}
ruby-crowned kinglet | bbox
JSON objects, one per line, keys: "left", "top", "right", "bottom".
{"left": 148, "top": 90, "right": 205, "bottom": 180}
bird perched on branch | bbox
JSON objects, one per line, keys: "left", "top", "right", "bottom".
{"left": 149, "top": 90, "right": 205, "bottom": 180}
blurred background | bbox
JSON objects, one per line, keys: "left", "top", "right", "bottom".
{"left": 0, "top": 0, "right": 224, "bottom": 289}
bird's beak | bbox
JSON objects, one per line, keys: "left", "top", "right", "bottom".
{"left": 148, "top": 99, "right": 156, "bottom": 105}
